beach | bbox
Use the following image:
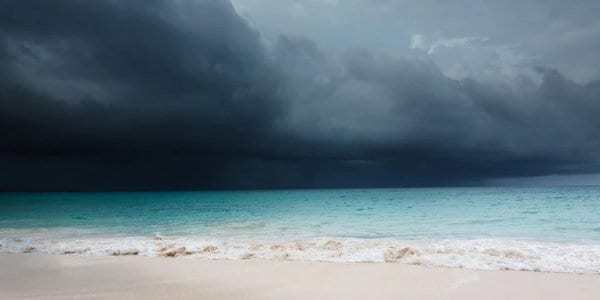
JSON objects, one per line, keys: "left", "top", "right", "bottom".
{"left": 1, "top": 188, "right": 600, "bottom": 274}
{"left": 1, "top": 253, "right": 599, "bottom": 299}
{"left": 3, "top": 0, "right": 600, "bottom": 298}
{"left": 1, "top": 188, "right": 599, "bottom": 299}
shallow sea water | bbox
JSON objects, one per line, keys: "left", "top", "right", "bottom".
{"left": 1, "top": 187, "right": 599, "bottom": 273}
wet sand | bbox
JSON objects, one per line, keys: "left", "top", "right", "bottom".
{"left": 1, "top": 254, "right": 599, "bottom": 299}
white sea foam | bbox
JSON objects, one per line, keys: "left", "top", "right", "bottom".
{"left": 1, "top": 230, "right": 599, "bottom": 274}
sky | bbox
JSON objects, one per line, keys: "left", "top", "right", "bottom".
{"left": 1, "top": 0, "right": 599, "bottom": 191}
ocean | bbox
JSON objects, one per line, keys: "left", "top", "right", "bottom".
{"left": 1, "top": 187, "right": 599, "bottom": 273}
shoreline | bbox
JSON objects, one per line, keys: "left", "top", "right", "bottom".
{"left": 1, "top": 253, "right": 599, "bottom": 299}
{"left": 2, "top": 234, "right": 600, "bottom": 274}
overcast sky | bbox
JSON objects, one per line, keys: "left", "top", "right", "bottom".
{"left": 232, "top": 0, "right": 600, "bottom": 83}
{"left": 1, "top": 0, "right": 599, "bottom": 191}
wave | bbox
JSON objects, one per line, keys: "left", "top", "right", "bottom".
{"left": 0, "top": 232, "right": 599, "bottom": 274}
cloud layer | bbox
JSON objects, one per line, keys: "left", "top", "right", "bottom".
{"left": 1, "top": 0, "right": 599, "bottom": 190}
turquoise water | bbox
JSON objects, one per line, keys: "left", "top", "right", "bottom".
{"left": 1, "top": 187, "right": 599, "bottom": 273}
{"left": 1, "top": 187, "right": 599, "bottom": 241}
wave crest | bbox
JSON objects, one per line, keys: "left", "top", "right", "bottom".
{"left": 1, "top": 234, "right": 599, "bottom": 274}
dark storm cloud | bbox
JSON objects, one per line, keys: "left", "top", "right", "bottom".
{"left": 0, "top": 0, "right": 599, "bottom": 191}
{"left": 0, "top": 0, "right": 286, "bottom": 190}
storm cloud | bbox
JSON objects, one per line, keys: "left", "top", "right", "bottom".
{"left": 1, "top": 0, "right": 599, "bottom": 191}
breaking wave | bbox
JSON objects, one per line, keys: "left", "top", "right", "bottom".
{"left": 1, "top": 230, "right": 599, "bottom": 274}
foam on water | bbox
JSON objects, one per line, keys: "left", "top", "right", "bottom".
{"left": 1, "top": 230, "right": 599, "bottom": 274}
{"left": 1, "top": 188, "right": 599, "bottom": 274}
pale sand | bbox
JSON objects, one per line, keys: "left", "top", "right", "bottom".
{"left": 1, "top": 254, "right": 599, "bottom": 299}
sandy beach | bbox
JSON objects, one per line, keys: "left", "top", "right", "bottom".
{"left": 1, "top": 254, "right": 599, "bottom": 299}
